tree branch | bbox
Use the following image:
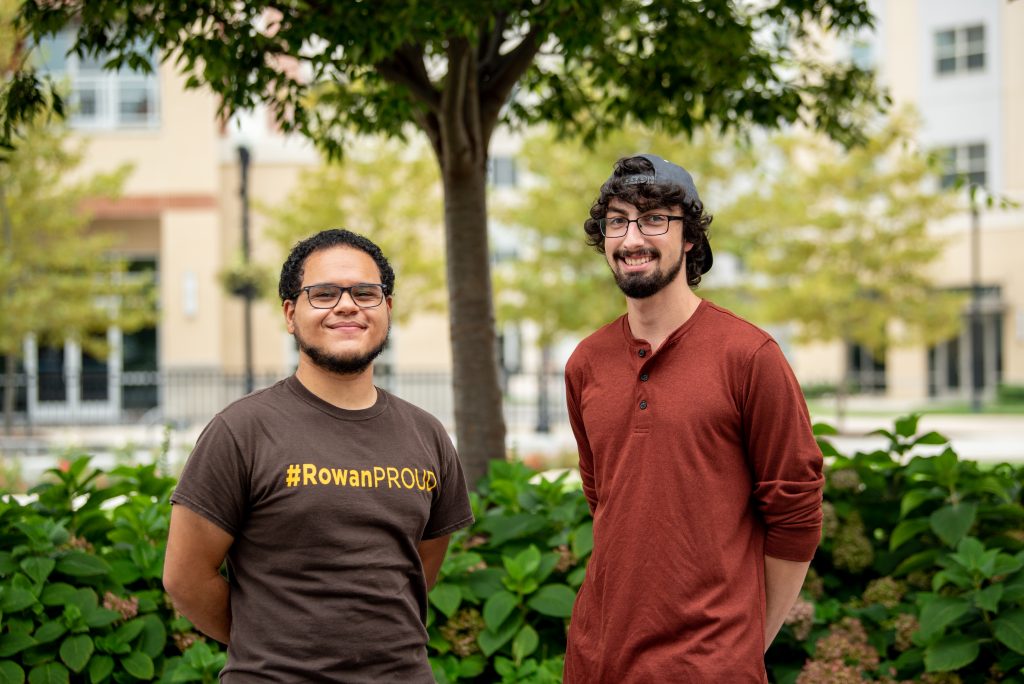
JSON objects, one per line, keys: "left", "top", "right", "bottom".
{"left": 375, "top": 43, "right": 441, "bottom": 113}
{"left": 440, "top": 37, "right": 474, "bottom": 168}
{"left": 479, "top": 23, "right": 544, "bottom": 140}
{"left": 478, "top": 12, "right": 508, "bottom": 73}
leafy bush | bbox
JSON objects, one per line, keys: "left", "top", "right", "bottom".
{"left": 3, "top": 414, "right": 1022, "bottom": 683}
{"left": 0, "top": 457, "right": 224, "bottom": 683}
{"left": 767, "top": 414, "right": 1024, "bottom": 683}
{"left": 426, "top": 461, "right": 591, "bottom": 683}
{"left": 997, "top": 384, "right": 1024, "bottom": 405}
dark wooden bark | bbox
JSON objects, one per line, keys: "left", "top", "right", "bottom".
{"left": 376, "top": 26, "right": 544, "bottom": 487}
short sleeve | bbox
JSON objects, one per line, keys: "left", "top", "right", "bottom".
{"left": 421, "top": 429, "right": 474, "bottom": 540}
{"left": 170, "top": 415, "right": 250, "bottom": 538}
{"left": 742, "top": 340, "right": 824, "bottom": 562}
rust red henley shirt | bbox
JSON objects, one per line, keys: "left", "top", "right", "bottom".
{"left": 563, "top": 300, "right": 824, "bottom": 683}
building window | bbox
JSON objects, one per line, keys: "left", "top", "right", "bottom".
{"left": 35, "top": 31, "right": 160, "bottom": 130}
{"left": 935, "top": 25, "right": 985, "bottom": 75}
{"left": 937, "top": 143, "right": 986, "bottom": 189}
{"left": 488, "top": 156, "right": 518, "bottom": 188}
{"left": 848, "top": 343, "right": 886, "bottom": 394}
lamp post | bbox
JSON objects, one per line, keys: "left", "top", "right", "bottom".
{"left": 968, "top": 185, "right": 983, "bottom": 413}
{"left": 238, "top": 145, "right": 254, "bottom": 395}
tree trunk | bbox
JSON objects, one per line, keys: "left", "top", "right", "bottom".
{"left": 439, "top": 155, "right": 506, "bottom": 487}
{"left": 3, "top": 354, "right": 14, "bottom": 436}
{"left": 835, "top": 345, "right": 850, "bottom": 433}
{"left": 1, "top": 180, "right": 14, "bottom": 435}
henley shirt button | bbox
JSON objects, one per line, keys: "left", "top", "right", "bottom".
{"left": 638, "top": 349, "right": 647, "bottom": 357}
{"left": 639, "top": 400, "right": 648, "bottom": 410}
{"left": 640, "top": 373, "right": 649, "bottom": 382}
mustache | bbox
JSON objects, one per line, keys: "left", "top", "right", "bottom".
{"left": 613, "top": 247, "right": 660, "bottom": 260}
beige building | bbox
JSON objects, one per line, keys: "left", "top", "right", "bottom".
{"left": 784, "top": 0, "right": 1024, "bottom": 404}
{"left": 18, "top": 0, "right": 1022, "bottom": 433}
{"left": 18, "top": 33, "right": 454, "bottom": 429}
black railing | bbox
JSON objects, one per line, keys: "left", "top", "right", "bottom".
{"left": 0, "top": 369, "right": 570, "bottom": 434}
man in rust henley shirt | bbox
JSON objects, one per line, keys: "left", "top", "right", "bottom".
{"left": 563, "top": 154, "right": 824, "bottom": 683}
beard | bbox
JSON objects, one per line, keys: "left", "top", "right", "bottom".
{"left": 612, "top": 247, "right": 685, "bottom": 299}
{"left": 294, "top": 324, "right": 390, "bottom": 376}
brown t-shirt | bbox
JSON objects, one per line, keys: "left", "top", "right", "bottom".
{"left": 562, "top": 301, "right": 824, "bottom": 684}
{"left": 170, "top": 375, "right": 474, "bottom": 682}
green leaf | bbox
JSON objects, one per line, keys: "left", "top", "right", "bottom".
{"left": 900, "top": 488, "right": 943, "bottom": 518}
{"left": 572, "top": 521, "right": 594, "bottom": 559}
{"left": 465, "top": 568, "right": 505, "bottom": 600}
{"left": 457, "top": 654, "right": 486, "bottom": 677}
{"left": 120, "top": 651, "right": 154, "bottom": 680}
{"left": 526, "top": 584, "right": 576, "bottom": 618}
{"left": 890, "top": 518, "right": 931, "bottom": 551}
{"left": 0, "top": 661, "right": 25, "bottom": 684}
{"left": 88, "top": 654, "right": 114, "bottom": 683}
{"left": 917, "top": 595, "right": 971, "bottom": 642}
{"left": 27, "top": 662, "right": 68, "bottom": 684}
{"left": 137, "top": 616, "right": 166, "bottom": 659}
{"left": 894, "top": 548, "right": 942, "bottom": 576}
{"left": 32, "top": 621, "right": 67, "bottom": 645}
{"left": 924, "top": 634, "right": 980, "bottom": 672}
{"left": 39, "top": 584, "right": 76, "bottom": 607}
{"left": 504, "top": 546, "right": 541, "bottom": 581}
{"left": 59, "top": 635, "right": 93, "bottom": 673}
{"left": 930, "top": 503, "right": 976, "bottom": 548}
{"left": 913, "top": 431, "right": 948, "bottom": 446}
{"left": 993, "top": 609, "right": 1024, "bottom": 655}
{"left": 478, "top": 513, "right": 548, "bottom": 546}
{"left": 477, "top": 613, "right": 523, "bottom": 657}
{"left": 20, "top": 558, "right": 56, "bottom": 586}
{"left": 812, "top": 422, "right": 839, "bottom": 436}
{"left": 512, "top": 624, "right": 539, "bottom": 662}
{"left": 483, "top": 590, "right": 518, "bottom": 631}
{"left": 1003, "top": 571, "right": 1024, "bottom": 602}
{"left": 567, "top": 565, "right": 587, "bottom": 587}
{"left": 113, "top": 619, "right": 146, "bottom": 645}
{"left": 974, "top": 584, "right": 1003, "bottom": 613}
{"left": 428, "top": 584, "right": 461, "bottom": 619}
{"left": 55, "top": 553, "right": 110, "bottom": 578}
{"left": 1, "top": 587, "right": 37, "bottom": 613}
{"left": 0, "top": 552, "right": 18, "bottom": 575}
{"left": 0, "top": 633, "right": 37, "bottom": 658}
{"left": 895, "top": 414, "right": 920, "bottom": 438}
{"left": 83, "top": 607, "right": 120, "bottom": 630}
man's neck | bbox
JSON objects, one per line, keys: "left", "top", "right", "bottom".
{"left": 294, "top": 358, "right": 379, "bottom": 410}
{"left": 625, "top": 279, "right": 702, "bottom": 351}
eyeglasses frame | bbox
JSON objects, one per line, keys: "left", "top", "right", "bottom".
{"left": 292, "top": 282, "right": 387, "bottom": 309}
{"left": 599, "top": 214, "right": 685, "bottom": 238}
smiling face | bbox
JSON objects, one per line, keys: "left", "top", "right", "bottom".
{"left": 604, "top": 197, "right": 692, "bottom": 299}
{"left": 283, "top": 246, "right": 392, "bottom": 376}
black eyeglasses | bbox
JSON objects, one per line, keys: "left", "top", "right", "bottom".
{"left": 599, "top": 214, "right": 684, "bottom": 238}
{"left": 294, "top": 283, "right": 386, "bottom": 309}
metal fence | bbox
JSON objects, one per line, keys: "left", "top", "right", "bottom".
{"left": 0, "top": 368, "right": 570, "bottom": 435}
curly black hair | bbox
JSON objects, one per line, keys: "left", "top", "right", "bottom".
{"left": 584, "top": 155, "right": 713, "bottom": 287}
{"left": 278, "top": 229, "right": 396, "bottom": 302}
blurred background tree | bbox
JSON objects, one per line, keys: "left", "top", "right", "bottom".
{"left": 256, "top": 139, "right": 446, "bottom": 324}
{"left": 500, "top": 112, "right": 961, "bottom": 424}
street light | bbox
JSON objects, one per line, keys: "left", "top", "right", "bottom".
{"left": 238, "top": 145, "right": 254, "bottom": 395}
{"left": 968, "top": 184, "right": 983, "bottom": 413}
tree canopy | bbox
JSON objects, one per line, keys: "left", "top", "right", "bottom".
{"left": 10, "top": 0, "right": 883, "bottom": 484}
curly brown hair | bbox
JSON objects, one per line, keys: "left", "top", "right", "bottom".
{"left": 584, "top": 155, "right": 713, "bottom": 287}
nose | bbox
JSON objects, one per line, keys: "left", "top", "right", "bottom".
{"left": 620, "top": 221, "right": 647, "bottom": 249}
{"left": 332, "top": 289, "right": 359, "bottom": 313}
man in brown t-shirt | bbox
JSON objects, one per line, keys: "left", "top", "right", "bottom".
{"left": 164, "top": 229, "right": 474, "bottom": 682}
{"left": 562, "top": 155, "right": 824, "bottom": 683}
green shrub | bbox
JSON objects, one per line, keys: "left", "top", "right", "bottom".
{"left": 0, "top": 456, "right": 225, "bottom": 683}
{"left": 3, "top": 415, "right": 1022, "bottom": 683}
{"left": 426, "top": 461, "right": 591, "bottom": 683}
{"left": 767, "top": 414, "right": 1024, "bottom": 684}
{"left": 997, "top": 384, "right": 1024, "bottom": 404}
